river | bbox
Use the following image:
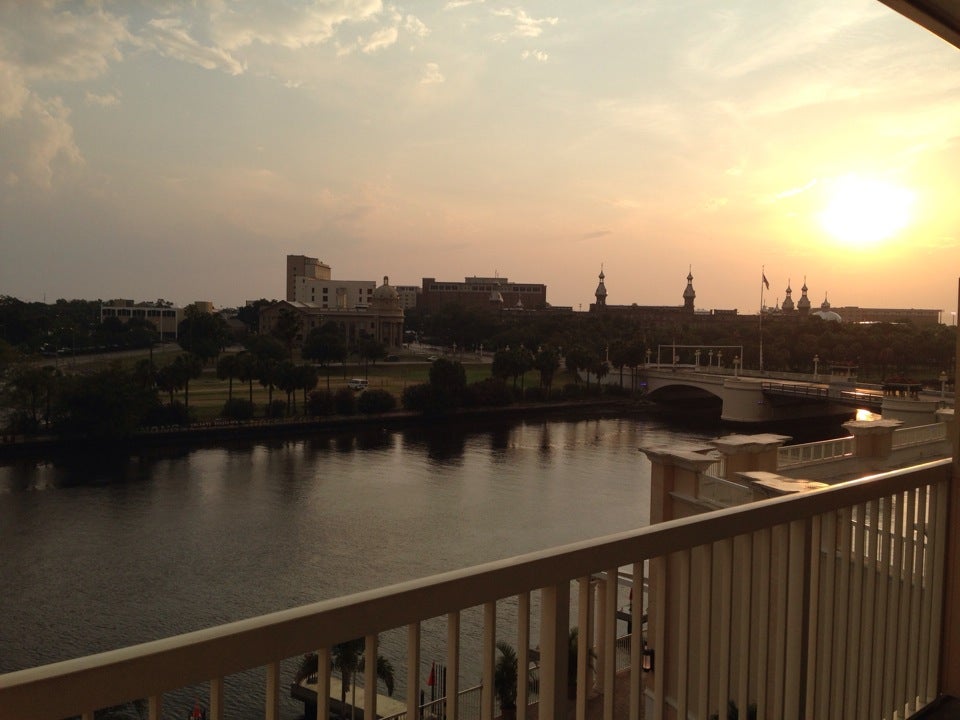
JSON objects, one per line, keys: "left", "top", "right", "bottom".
{"left": 0, "top": 413, "right": 731, "bottom": 718}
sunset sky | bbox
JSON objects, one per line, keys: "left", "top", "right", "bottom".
{"left": 2, "top": 1, "right": 959, "bottom": 319}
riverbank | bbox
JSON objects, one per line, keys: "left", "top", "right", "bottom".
{"left": 0, "top": 397, "right": 656, "bottom": 462}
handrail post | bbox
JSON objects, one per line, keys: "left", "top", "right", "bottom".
{"left": 539, "top": 583, "right": 570, "bottom": 719}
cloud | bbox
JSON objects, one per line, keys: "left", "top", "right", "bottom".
{"left": 771, "top": 178, "right": 818, "bottom": 202}
{"left": 84, "top": 91, "right": 121, "bottom": 108}
{"left": 521, "top": 49, "right": 549, "bottom": 62}
{"left": 491, "top": 7, "right": 558, "bottom": 41}
{"left": 579, "top": 230, "right": 612, "bottom": 241}
{"left": 445, "top": 0, "right": 485, "bottom": 10}
{"left": 208, "top": 0, "right": 384, "bottom": 51}
{"left": 362, "top": 26, "right": 398, "bottom": 53}
{"left": 404, "top": 15, "right": 430, "bottom": 39}
{"left": 0, "top": 91, "right": 82, "bottom": 188}
{"left": 144, "top": 18, "right": 245, "bottom": 75}
{"left": 0, "top": 2, "right": 131, "bottom": 83}
{"left": 420, "top": 62, "right": 445, "bottom": 84}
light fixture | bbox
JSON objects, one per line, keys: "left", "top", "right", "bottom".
{"left": 641, "top": 642, "right": 655, "bottom": 673}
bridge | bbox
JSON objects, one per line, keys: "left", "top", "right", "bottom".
{"left": 641, "top": 367, "right": 943, "bottom": 424}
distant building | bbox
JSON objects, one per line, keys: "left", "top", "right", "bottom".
{"left": 286, "top": 255, "right": 331, "bottom": 301}
{"left": 589, "top": 266, "right": 714, "bottom": 317}
{"left": 776, "top": 278, "right": 941, "bottom": 325}
{"left": 260, "top": 276, "right": 404, "bottom": 348}
{"left": 394, "top": 285, "right": 421, "bottom": 311}
{"left": 100, "top": 300, "right": 186, "bottom": 339}
{"left": 418, "top": 276, "right": 547, "bottom": 311}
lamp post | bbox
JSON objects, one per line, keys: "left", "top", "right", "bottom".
{"left": 734, "top": 355, "right": 740, "bottom": 378}
{"left": 708, "top": 349, "right": 714, "bottom": 369}
{"left": 694, "top": 349, "right": 701, "bottom": 371}
{"left": 814, "top": 354, "right": 820, "bottom": 380}
{"left": 646, "top": 348, "right": 652, "bottom": 367}
{"left": 717, "top": 350, "right": 723, "bottom": 369}
{"left": 941, "top": 371, "right": 948, "bottom": 399}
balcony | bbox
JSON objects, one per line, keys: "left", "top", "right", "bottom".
{"left": 1, "top": 451, "right": 956, "bottom": 720}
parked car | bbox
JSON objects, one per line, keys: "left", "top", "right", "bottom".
{"left": 386, "top": 355, "right": 400, "bottom": 362}
{"left": 347, "top": 378, "right": 368, "bottom": 391}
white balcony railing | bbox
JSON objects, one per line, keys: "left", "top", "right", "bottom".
{"left": 892, "top": 422, "right": 948, "bottom": 449}
{"left": 0, "top": 459, "right": 951, "bottom": 720}
{"left": 778, "top": 436, "right": 855, "bottom": 468}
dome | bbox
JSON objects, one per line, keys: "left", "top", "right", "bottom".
{"left": 373, "top": 275, "right": 399, "bottom": 301}
{"left": 813, "top": 309, "right": 842, "bottom": 322}
{"left": 489, "top": 290, "right": 504, "bottom": 304}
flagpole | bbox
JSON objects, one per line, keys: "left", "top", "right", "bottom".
{"left": 759, "top": 266, "right": 765, "bottom": 372}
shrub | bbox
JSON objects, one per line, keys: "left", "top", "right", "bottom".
{"left": 306, "top": 389, "right": 335, "bottom": 417}
{"left": 266, "top": 399, "right": 287, "bottom": 418}
{"left": 146, "top": 401, "right": 190, "bottom": 427}
{"left": 561, "top": 383, "right": 583, "bottom": 400}
{"left": 221, "top": 398, "right": 255, "bottom": 420}
{"left": 463, "top": 378, "right": 514, "bottom": 407}
{"left": 334, "top": 387, "right": 357, "bottom": 415}
{"left": 523, "top": 386, "right": 545, "bottom": 402}
{"left": 357, "top": 388, "right": 396, "bottom": 414}
{"left": 602, "top": 384, "right": 629, "bottom": 397}
{"left": 402, "top": 383, "right": 440, "bottom": 413}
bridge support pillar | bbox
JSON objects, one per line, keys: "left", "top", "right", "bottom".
{"left": 709, "top": 433, "right": 791, "bottom": 481}
{"left": 841, "top": 419, "right": 902, "bottom": 459}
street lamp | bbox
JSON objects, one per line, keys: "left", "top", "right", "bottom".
{"left": 734, "top": 356, "right": 740, "bottom": 377}
{"left": 814, "top": 354, "right": 820, "bottom": 380}
{"left": 941, "top": 371, "right": 948, "bottom": 399}
{"left": 708, "top": 349, "right": 714, "bottom": 369}
{"left": 646, "top": 348, "right": 652, "bottom": 366}
{"left": 717, "top": 350, "right": 723, "bottom": 369}
{"left": 694, "top": 349, "right": 701, "bottom": 371}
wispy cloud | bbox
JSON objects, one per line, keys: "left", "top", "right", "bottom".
{"left": 521, "top": 49, "right": 549, "bottom": 62}
{"left": 145, "top": 18, "right": 245, "bottom": 75}
{"left": 420, "top": 62, "right": 445, "bottom": 84}
{"left": 444, "top": 0, "right": 485, "bottom": 10}
{"left": 84, "top": 91, "right": 121, "bottom": 107}
{"left": 363, "top": 26, "right": 398, "bottom": 53}
{"left": 491, "top": 8, "right": 558, "bottom": 41}
{"left": 771, "top": 178, "right": 818, "bottom": 202}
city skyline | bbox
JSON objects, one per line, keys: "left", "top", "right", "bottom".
{"left": 2, "top": 1, "right": 959, "bottom": 316}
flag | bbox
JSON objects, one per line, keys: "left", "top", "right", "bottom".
{"left": 427, "top": 662, "right": 435, "bottom": 686}
{"left": 762, "top": 272, "right": 770, "bottom": 290}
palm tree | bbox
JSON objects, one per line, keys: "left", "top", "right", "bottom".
{"left": 216, "top": 353, "right": 240, "bottom": 401}
{"left": 494, "top": 641, "right": 519, "bottom": 719}
{"left": 295, "top": 639, "right": 395, "bottom": 719}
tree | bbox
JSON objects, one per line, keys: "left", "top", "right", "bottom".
{"left": 303, "top": 323, "right": 347, "bottom": 390}
{"left": 271, "top": 307, "right": 302, "bottom": 360}
{"left": 296, "top": 639, "right": 395, "bottom": 719}
{"left": 177, "top": 308, "right": 230, "bottom": 364}
{"left": 55, "top": 365, "right": 158, "bottom": 440}
{"left": 356, "top": 337, "right": 387, "bottom": 376}
{"left": 244, "top": 335, "right": 286, "bottom": 405}
{"left": 564, "top": 346, "right": 592, "bottom": 385}
{"left": 494, "top": 641, "right": 519, "bottom": 717}
{"left": 235, "top": 351, "right": 258, "bottom": 403}
{"left": 297, "top": 364, "right": 319, "bottom": 407}
{"left": 276, "top": 360, "right": 300, "bottom": 414}
{"left": 534, "top": 346, "right": 560, "bottom": 396}
{"left": 428, "top": 357, "right": 467, "bottom": 411}
{"left": 216, "top": 353, "right": 240, "bottom": 401}
{"left": 170, "top": 353, "right": 203, "bottom": 418}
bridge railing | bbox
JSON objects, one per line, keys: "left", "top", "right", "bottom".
{"left": 778, "top": 437, "right": 855, "bottom": 469}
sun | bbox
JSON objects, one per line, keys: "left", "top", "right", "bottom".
{"left": 818, "top": 175, "right": 914, "bottom": 247}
